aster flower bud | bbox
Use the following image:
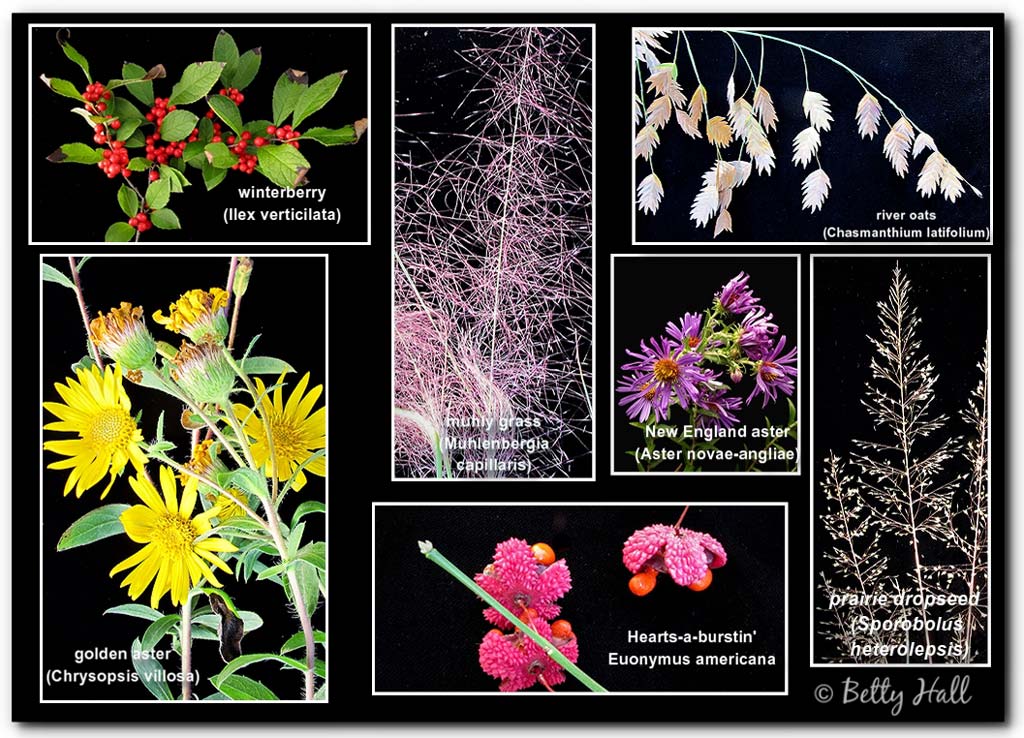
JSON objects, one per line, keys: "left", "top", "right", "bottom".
{"left": 170, "top": 341, "right": 236, "bottom": 404}
{"left": 152, "top": 287, "right": 230, "bottom": 344}
{"left": 233, "top": 257, "right": 253, "bottom": 299}
{"left": 88, "top": 302, "right": 157, "bottom": 369}
{"left": 729, "top": 366, "right": 743, "bottom": 383}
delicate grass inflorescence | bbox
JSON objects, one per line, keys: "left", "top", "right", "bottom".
{"left": 394, "top": 27, "right": 593, "bottom": 479}
{"left": 634, "top": 30, "right": 984, "bottom": 236}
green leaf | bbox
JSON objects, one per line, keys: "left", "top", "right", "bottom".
{"left": 183, "top": 141, "right": 207, "bottom": 163}
{"left": 117, "top": 184, "right": 140, "bottom": 217}
{"left": 158, "top": 165, "right": 186, "bottom": 193}
{"left": 222, "top": 48, "right": 261, "bottom": 91}
{"left": 123, "top": 129, "right": 146, "bottom": 149}
{"left": 159, "top": 109, "right": 199, "bottom": 142}
{"left": 131, "top": 637, "right": 174, "bottom": 701}
{"left": 271, "top": 71, "right": 307, "bottom": 126}
{"left": 238, "top": 356, "right": 295, "bottom": 375}
{"left": 280, "top": 630, "right": 326, "bottom": 655}
{"left": 202, "top": 159, "right": 227, "bottom": 190}
{"left": 58, "top": 34, "right": 91, "bottom": 82}
{"left": 256, "top": 561, "right": 293, "bottom": 581}
{"left": 77, "top": 256, "right": 92, "bottom": 269}
{"left": 39, "top": 74, "right": 82, "bottom": 100}
{"left": 287, "top": 522, "right": 305, "bottom": 560}
{"left": 198, "top": 116, "right": 215, "bottom": 141}
{"left": 291, "top": 72, "right": 345, "bottom": 127}
{"left": 145, "top": 177, "right": 171, "bottom": 210}
{"left": 42, "top": 263, "right": 76, "bottom": 290}
{"left": 244, "top": 119, "right": 273, "bottom": 137}
{"left": 46, "top": 143, "right": 103, "bottom": 164}
{"left": 207, "top": 94, "right": 243, "bottom": 136}
{"left": 301, "top": 123, "right": 365, "bottom": 146}
{"left": 787, "top": 398, "right": 797, "bottom": 426}
{"left": 122, "top": 62, "right": 154, "bottom": 105}
{"left": 168, "top": 61, "right": 225, "bottom": 106}
{"left": 105, "top": 222, "right": 136, "bottom": 242}
{"left": 204, "top": 142, "right": 239, "bottom": 169}
{"left": 255, "top": 143, "right": 310, "bottom": 189}
{"left": 224, "top": 468, "right": 268, "bottom": 500}
{"left": 127, "top": 157, "right": 150, "bottom": 172}
{"left": 193, "top": 610, "right": 263, "bottom": 635}
{"left": 115, "top": 119, "right": 142, "bottom": 142}
{"left": 104, "top": 603, "right": 162, "bottom": 621}
{"left": 314, "top": 682, "right": 327, "bottom": 701}
{"left": 291, "top": 500, "right": 325, "bottom": 529}
{"left": 292, "top": 560, "right": 320, "bottom": 617}
{"left": 56, "top": 504, "right": 130, "bottom": 550}
{"left": 138, "top": 366, "right": 184, "bottom": 401}
{"left": 213, "top": 30, "right": 239, "bottom": 65}
{"left": 113, "top": 96, "right": 145, "bottom": 121}
{"left": 150, "top": 208, "right": 181, "bottom": 230}
{"left": 212, "top": 652, "right": 314, "bottom": 689}
{"left": 215, "top": 674, "right": 278, "bottom": 701}
{"left": 296, "top": 541, "right": 325, "bottom": 572}
{"left": 141, "top": 614, "right": 180, "bottom": 652}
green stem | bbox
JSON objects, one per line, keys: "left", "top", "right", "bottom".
{"left": 419, "top": 542, "right": 608, "bottom": 693}
{"left": 222, "top": 349, "right": 280, "bottom": 501}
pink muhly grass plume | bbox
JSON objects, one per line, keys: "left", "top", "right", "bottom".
{"left": 474, "top": 538, "right": 572, "bottom": 629}
{"left": 623, "top": 523, "right": 727, "bottom": 587}
{"left": 393, "top": 27, "right": 593, "bottom": 478}
{"left": 479, "top": 617, "right": 579, "bottom": 692}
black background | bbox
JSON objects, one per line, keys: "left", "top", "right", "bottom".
{"left": 375, "top": 505, "right": 785, "bottom": 693}
{"left": 811, "top": 256, "right": 989, "bottom": 662}
{"left": 40, "top": 255, "right": 326, "bottom": 700}
{"left": 612, "top": 255, "right": 798, "bottom": 471}
{"left": 31, "top": 25, "right": 368, "bottom": 243}
{"left": 11, "top": 11, "right": 1005, "bottom": 724}
{"left": 634, "top": 30, "right": 992, "bottom": 243}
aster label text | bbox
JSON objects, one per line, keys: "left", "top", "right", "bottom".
{"left": 74, "top": 646, "right": 174, "bottom": 664}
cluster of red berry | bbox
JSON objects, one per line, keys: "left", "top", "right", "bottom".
{"left": 227, "top": 131, "right": 265, "bottom": 174}
{"left": 144, "top": 97, "right": 177, "bottom": 125}
{"left": 82, "top": 81, "right": 111, "bottom": 110}
{"left": 127, "top": 211, "right": 152, "bottom": 232}
{"left": 144, "top": 133, "right": 187, "bottom": 164}
{"left": 266, "top": 124, "right": 301, "bottom": 149}
{"left": 96, "top": 141, "right": 130, "bottom": 179}
{"left": 219, "top": 87, "right": 245, "bottom": 105}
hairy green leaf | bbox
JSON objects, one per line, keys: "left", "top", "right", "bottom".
{"left": 56, "top": 504, "right": 130, "bottom": 550}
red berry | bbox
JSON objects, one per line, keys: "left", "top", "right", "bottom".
{"left": 551, "top": 619, "right": 573, "bottom": 639}
{"left": 110, "top": 119, "right": 121, "bottom": 130}
{"left": 266, "top": 125, "right": 276, "bottom": 135}
{"left": 628, "top": 569, "right": 658, "bottom": 597}
{"left": 103, "top": 91, "right": 111, "bottom": 100}
{"left": 149, "top": 170, "right": 160, "bottom": 182}
{"left": 531, "top": 543, "right": 555, "bottom": 566}
{"left": 128, "top": 217, "right": 138, "bottom": 227}
{"left": 253, "top": 137, "right": 266, "bottom": 147}
{"left": 241, "top": 131, "right": 251, "bottom": 140}
{"left": 96, "top": 102, "right": 106, "bottom": 112}
{"left": 205, "top": 110, "right": 215, "bottom": 119}
{"left": 687, "top": 569, "right": 713, "bottom": 592}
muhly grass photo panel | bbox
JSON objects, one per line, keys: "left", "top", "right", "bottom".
{"left": 392, "top": 25, "right": 594, "bottom": 480}
{"left": 812, "top": 255, "right": 989, "bottom": 665}
{"left": 374, "top": 503, "right": 785, "bottom": 694}
{"left": 30, "top": 23, "right": 369, "bottom": 244}
{"left": 633, "top": 28, "right": 992, "bottom": 243}
{"left": 612, "top": 255, "right": 798, "bottom": 474}
{"left": 40, "top": 255, "right": 327, "bottom": 701}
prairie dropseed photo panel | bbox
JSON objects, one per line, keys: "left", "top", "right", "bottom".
{"left": 812, "top": 256, "right": 989, "bottom": 665}
{"left": 41, "top": 255, "right": 327, "bottom": 700}
{"left": 392, "top": 26, "right": 594, "bottom": 480}
{"left": 634, "top": 29, "right": 991, "bottom": 243}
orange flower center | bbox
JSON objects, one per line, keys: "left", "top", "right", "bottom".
{"left": 653, "top": 358, "right": 680, "bottom": 383}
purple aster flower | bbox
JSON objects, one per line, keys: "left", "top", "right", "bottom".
{"left": 746, "top": 335, "right": 798, "bottom": 407}
{"left": 622, "top": 523, "right": 727, "bottom": 587}
{"left": 716, "top": 271, "right": 760, "bottom": 315}
{"left": 737, "top": 306, "right": 778, "bottom": 360}
{"left": 478, "top": 617, "right": 579, "bottom": 692}
{"left": 666, "top": 312, "right": 703, "bottom": 352}
{"left": 695, "top": 385, "right": 743, "bottom": 430}
{"left": 474, "top": 538, "right": 572, "bottom": 629}
{"left": 618, "top": 336, "right": 707, "bottom": 421}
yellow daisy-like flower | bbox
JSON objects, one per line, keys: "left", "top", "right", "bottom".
{"left": 152, "top": 287, "right": 229, "bottom": 344}
{"left": 234, "top": 372, "right": 325, "bottom": 491}
{"left": 211, "top": 494, "right": 247, "bottom": 521}
{"left": 43, "top": 363, "right": 148, "bottom": 499}
{"left": 110, "top": 466, "right": 238, "bottom": 609}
